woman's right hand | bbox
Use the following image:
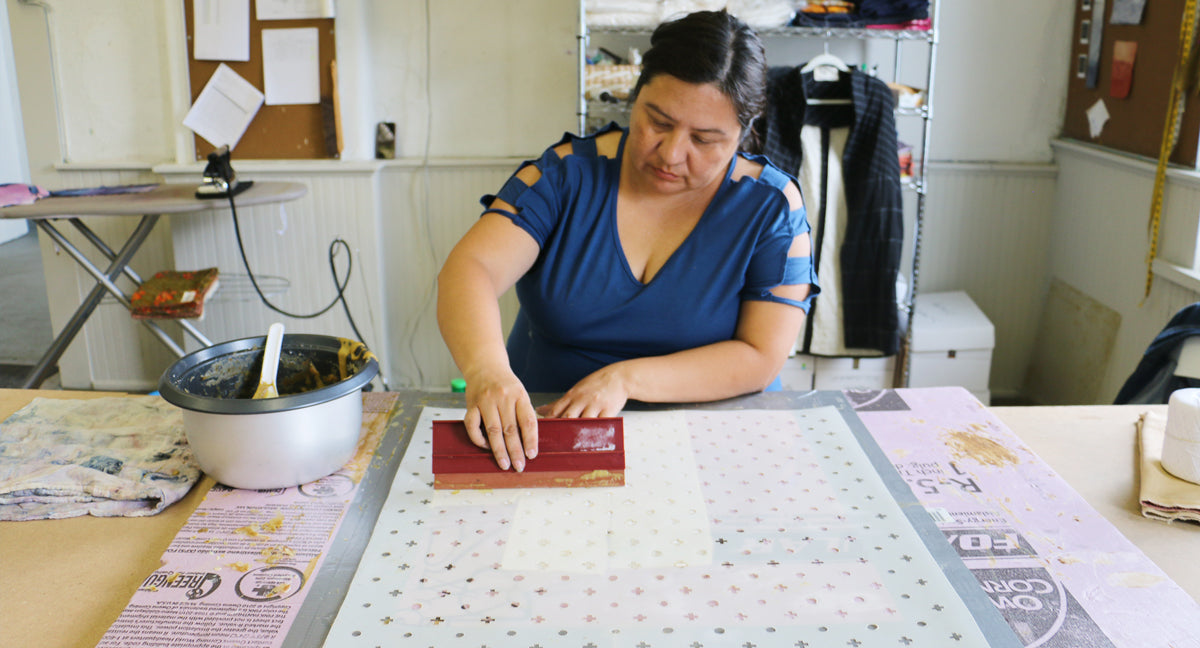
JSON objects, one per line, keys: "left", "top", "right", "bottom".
{"left": 462, "top": 368, "right": 539, "bottom": 472}
{"left": 436, "top": 205, "right": 543, "bottom": 473}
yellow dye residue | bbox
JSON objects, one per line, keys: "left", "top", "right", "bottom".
{"left": 940, "top": 424, "right": 1019, "bottom": 468}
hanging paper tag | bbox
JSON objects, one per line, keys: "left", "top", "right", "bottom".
{"left": 814, "top": 65, "right": 840, "bottom": 82}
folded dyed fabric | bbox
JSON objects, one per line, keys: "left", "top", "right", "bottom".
{"left": 792, "top": 0, "right": 928, "bottom": 27}
{"left": 129, "top": 267, "right": 220, "bottom": 320}
{"left": 0, "top": 183, "right": 49, "bottom": 208}
{"left": 0, "top": 396, "right": 200, "bottom": 521}
{"left": 857, "top": 0, "right": 928, "bottom": 22}
{"left": 1137, "top": 411, "right": 1200, "bottom": 523}
{"left": 47, "top": 183, "right": 158, "bottom": 197}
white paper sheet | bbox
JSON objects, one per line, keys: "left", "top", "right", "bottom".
{"left": 256, "top": 0, "right": 335, "bottom": 20}
{"left": 261, "top": 28, "right": 320, "bottom": 106}
{"left": 192, "top": 0, "right": 250, "bottom": 62}
{"left": 182, "top": 63, "right": 264, "bottom": 149}
{"left": 1087, "top": 98, "right": 1110, "bottom": 138}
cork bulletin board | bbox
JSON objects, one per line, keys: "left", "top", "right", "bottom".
{"left": 183, "top": 0, "right": 338, "bottom": 160}
{"left": 1061, "top": 0, "right": 1200, "bottom": 166}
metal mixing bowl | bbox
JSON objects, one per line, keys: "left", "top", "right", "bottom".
{"left": 158, "top": 333, "right": 380, "bottom": 490}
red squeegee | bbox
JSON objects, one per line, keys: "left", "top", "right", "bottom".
{"left": 431, "top": 417, "right": 625, "bottom": 490}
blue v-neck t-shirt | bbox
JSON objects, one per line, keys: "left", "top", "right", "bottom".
{"left": 481, "top": 124, "right": 819, "bottom": 393}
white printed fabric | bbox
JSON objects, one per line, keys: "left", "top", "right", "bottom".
{"left": 0, "top": 396, "right": 200, "bottom": 521}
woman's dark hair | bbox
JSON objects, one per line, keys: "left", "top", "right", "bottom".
{"left": 629, "top": 10, "right": 767, "bottom": 149}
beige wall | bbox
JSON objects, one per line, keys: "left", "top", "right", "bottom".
{"left": 14, "top": 1, "right": 1166, "bottom": 402}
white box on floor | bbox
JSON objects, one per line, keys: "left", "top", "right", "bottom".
{"left": 780, "top": 353, "right": 815, "bottom": 390}
{"left": 814, "top": 355, "right": 895, "bottom": 391}
{"left": 909, "top": 291, "right": 994, "bottom": 401}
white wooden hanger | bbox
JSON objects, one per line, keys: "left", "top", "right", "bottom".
{"left": 802, "top": 44, "right": 851, "bottom": 105}
{"left": 801, "top": 42, "right": 850, "bottom": 73}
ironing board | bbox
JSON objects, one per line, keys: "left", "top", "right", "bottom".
{"left": 0, "top": 181, "right": 307, "bottom": 388}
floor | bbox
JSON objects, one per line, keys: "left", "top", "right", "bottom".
{"left": 0, "top": 227, "right": 60, "bottom": 388}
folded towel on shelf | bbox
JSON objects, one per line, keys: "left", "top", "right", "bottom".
{"left": 728, "top": 0, "right": 797, "bottom": 28}
{"left": 0, "top": 396, "right": 200, "bottom": 521}
{"left": 660, "top": 0, "right": 725, "bottom": 21}
{"left": 587, "top": 0, "right": 660, "bottom": 12}
{"left": 1137, "top": 411, "right": 1200, "bottom": 523}
{"left": 587, "top": 0, "right": 732, "bottom": 27}
{"left": 586, "top": 0, "right": 660, "bottom": 27}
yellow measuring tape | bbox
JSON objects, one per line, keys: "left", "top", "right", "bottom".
{"left": 1145, "top": 0, "right": 1200, "bottom": 301}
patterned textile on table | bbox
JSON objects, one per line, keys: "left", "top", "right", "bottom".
{"left": 0, "top": 397, "right": 200, "bottom": 521}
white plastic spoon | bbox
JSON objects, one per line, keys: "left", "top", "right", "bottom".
{"left": 252, "top": 322, "right": 285, "bottom": 399}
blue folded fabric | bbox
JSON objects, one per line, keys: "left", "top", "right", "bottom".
{"left": 48, "top": 183, "right": 158, "bottom": 197}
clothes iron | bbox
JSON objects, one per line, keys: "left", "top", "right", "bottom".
{"left": 196, "top": 145, "right": 253, "bottom": 199}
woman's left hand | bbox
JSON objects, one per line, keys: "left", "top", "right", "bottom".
{"left": 538, "top": 364, "right": 630, "bottom": 418}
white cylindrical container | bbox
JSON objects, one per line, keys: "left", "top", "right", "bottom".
{"left": 1163, "top": 388, "right": 1200, "bottom": 484}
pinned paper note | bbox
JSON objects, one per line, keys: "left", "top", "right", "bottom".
{"left": 256, "top": 0, "right": 335, "bottom": 20}
{"left": 182, "top": 63, "right": 264, "bottom": 149}
{"left": 262, "top": 28, "right": 320, "bottom": 106}
{"left": 192, "top": 0, "right": 250, "bottom": 62}
{"left": 1110, "top": 0, "right": 1147, "bottom": 25}
{"left": 1087, "top": 98, "right": 1110, "bottom": 138}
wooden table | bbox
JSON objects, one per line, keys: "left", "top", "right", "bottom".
{"left": 0, "top": 390, "right": 1193, "bottom": 648}
{"left": 991, "top": 403, "right": 1200, "bottom": 602}
{"left": 0, "top": 182, "right": 306, "bottom": 387}
{"left": 0, "top": 389, "right": 215, "bottom": 648}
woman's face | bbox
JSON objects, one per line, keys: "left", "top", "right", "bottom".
{"left": 625, "top": 74, "right": 742, "bottom": 196}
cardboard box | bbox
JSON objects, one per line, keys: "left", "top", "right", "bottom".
{"left": 909, "top": 291, "right": 994, "bottom": 400}
{"left": 814, "top": 355, "right": 895, "bottom": 391}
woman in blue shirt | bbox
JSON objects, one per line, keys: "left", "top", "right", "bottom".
{"left": 437, "top": 10, "right": 819, "bottom": 472}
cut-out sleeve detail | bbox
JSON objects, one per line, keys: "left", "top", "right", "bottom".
{"left": 479, "top": 172, "right": 531, "bottom": 220}
{"left": 783, "top": 253, "right": 817, "bottom": 286}
{"left": 788, "top": 203, "right": 811, "bottom": 236}
{"left": 741, "top": 201, "right": 820, "bottom": 313}
{"left": 477, "top": 123, "right": 624, "bottom": 247}
{"left": 755, "top": 254, "right": 819, "bottom": 312}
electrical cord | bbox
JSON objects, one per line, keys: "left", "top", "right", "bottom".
{"left": 223, "top": 190, "right": 390, "bottom": 390}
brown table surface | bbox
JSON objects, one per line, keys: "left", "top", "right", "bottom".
{"left": 0, "top": 389, "right": 215, "bottom": 648}
{"left": 0, "top": 391, "right": 1193, "bottom": 648}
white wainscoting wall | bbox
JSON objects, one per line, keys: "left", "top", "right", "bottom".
{"left": 375, "top": 160, "right": 522, "bottom": 391}
{"left": 1044, "top": 140, "right": 1200, "bottom": 403}
{"left": 917, "top": 161, "right": 1058, "bottom": 400}
{"left": 49, "top": 158, "right": 1072, "bottom": 400}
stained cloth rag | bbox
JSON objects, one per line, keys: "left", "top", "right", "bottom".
{"left": 0, "top": 396, "right": 200, "bottom": 521}
{"left": 1137, "top": 410, "right": 1200, "bottom": 523}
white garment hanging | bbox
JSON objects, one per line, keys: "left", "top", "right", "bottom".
{"left": 798, "top": 124, "right": 884, "bottom": 358}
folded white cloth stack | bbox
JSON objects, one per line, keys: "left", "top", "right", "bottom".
{"left": 1139, "top": 410, "right": 1200, "bottom": 523}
